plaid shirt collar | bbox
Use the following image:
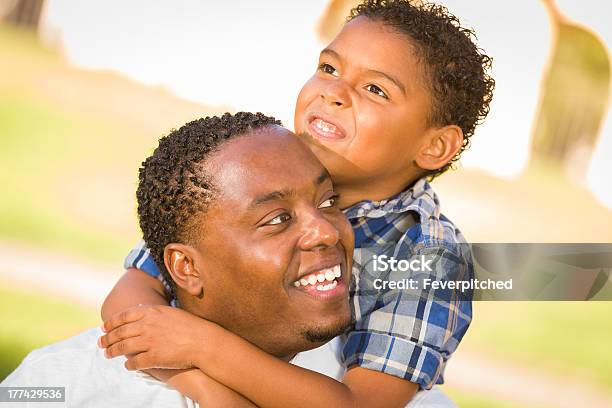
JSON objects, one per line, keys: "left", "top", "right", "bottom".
{"left": 343, "top": 177, "right": 440, "bottom": 222}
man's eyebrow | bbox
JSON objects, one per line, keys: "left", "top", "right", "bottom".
{"left": 248, "top": 170, "right": 331, "bottom": 209}
{"left": 250, "top": 189, "right": 296, "bottom": 209}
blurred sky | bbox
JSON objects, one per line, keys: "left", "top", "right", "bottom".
{"left": 39, "top": 0, "right": 612, "bottom": 207}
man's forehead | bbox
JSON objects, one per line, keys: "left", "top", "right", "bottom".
{"left": 207, "top": 127, "right": 328, "bottom": 203}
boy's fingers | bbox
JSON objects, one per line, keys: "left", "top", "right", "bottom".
{"left": 104, "top": 337, "right": 146, "bottom": 359}
{"left": 125, "top": 353, "right": 151, "bottom": 371}
{"left": 99, "top": 322, "right": 142, "bottom": 348}
{"left": 103, "top": 305, "right": 147, "bottom": 332}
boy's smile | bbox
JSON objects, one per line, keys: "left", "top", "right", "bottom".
{"left": 295, "top": 17, "right": 437, "bottom": 204}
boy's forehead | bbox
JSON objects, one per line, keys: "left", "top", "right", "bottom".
{"left": 327, "top": 17, "right": 424, "bottom": 83}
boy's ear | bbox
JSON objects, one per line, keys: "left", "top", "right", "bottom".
{"left": 415, "top": 125, "right": 464, "bottom": 171}
{"left": 164, "top": 243, "right": 204, "bottom": 297}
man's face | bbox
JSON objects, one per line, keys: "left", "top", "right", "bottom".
{"left": 294, "top": 17, "right": 434, "bottom": 189}
{"left": 184, "top": 126, "right": 353, "bottom": 358}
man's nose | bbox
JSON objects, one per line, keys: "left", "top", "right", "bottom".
{"left": 298, "top": 211, "right": 341, "bottom": 251}
{"left": 320, "top": 81, "right": 351, "bottom": 108}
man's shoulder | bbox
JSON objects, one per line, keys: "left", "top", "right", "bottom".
{"left": 2, "top": 328, "right": 195, "bottom": 407}
{"left": 16, "top": 328, "right": 102, "bottom": 368}
{"left": 3, "top": 328, "right": 113, "bottom": 385}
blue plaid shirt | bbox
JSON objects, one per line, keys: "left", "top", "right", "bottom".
{"left": 124, "top": 178, "right": 473, "bottom": 389}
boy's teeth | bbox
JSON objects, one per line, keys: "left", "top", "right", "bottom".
{"left": 314, "top": 119, "right": 340, "bottom": 135}
{"left": 293, "top": 265, "right": 341, "bottom": 290}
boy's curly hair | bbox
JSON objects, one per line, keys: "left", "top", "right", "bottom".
{"left": 349, "top": 0, "right": 495, "bottom": 176}
{"left": 137, "top": 112, "right": 281, "bottom": 288}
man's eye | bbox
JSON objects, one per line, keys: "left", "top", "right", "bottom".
{"left": 365, "top": 84, "right": 388, "bottom": 99}
{"left": 265, "top": 213, "right": 291, "bottom": 226}
{"left": 318, "top": 195, "right": 339, "bottom": 209}
{"left": 318, "top": 63, "right": 339, "bottom": 77}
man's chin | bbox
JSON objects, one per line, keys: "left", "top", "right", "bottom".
{"left": 302, "top": 316, "right": 352, "bottom": 346}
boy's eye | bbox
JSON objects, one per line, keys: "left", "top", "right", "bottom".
{"left": 318, "top": 194, "right": 339, "bottom": 209}
{"left": 365, "top": 84, "right": 388, "bottom": 99}
{"left": 265, "top": 213, "right": 291, "bottom": 226}
{"left": 318, "top": 63, "right": 339, "bottom": 77}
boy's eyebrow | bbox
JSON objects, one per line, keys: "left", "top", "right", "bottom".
{"left": 320, "top": 48, "right": 406, "bottom": 95}
{"left": 365, "top": 69, "right": 406, "bottom": 95}
{"left": 248, "top": 170, "right": 331, "bottom": 209}
{"left": 321, "top": 48, "right": 341, "bottom": 60}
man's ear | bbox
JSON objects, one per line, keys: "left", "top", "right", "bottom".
{"left": 415, "top": 125, "right": 464, "bottom": 171}
{"left": 164, "top": 243, "right": 204, "bottom": 297}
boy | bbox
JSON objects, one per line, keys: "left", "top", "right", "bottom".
{"left": 100, "top": 0, "right": 494, "bottom": 406}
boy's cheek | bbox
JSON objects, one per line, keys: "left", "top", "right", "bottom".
{"left": 293, "top": 76, "right": 321, "bottom": 131}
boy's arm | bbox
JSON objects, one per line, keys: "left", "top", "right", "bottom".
{"left": 191, "top": 325, "right": 419, "bottom": 408}
{"left": 101, "top": 268, "right": 168, "bottom": 321}
{"left": 149, "top": 368, "right": 257, "bottom": 407}
{"left": 101, "top": 268, "right": 257, "bottom": 406}
{"left": 101, "top": 305, "right": 418, "bottom": 408}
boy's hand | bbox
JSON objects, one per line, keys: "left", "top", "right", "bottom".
{"left": 99, "top": 305, "right": 220, "bottom": 371}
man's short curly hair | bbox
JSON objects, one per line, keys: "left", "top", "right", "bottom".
{"left": 137, "top": 112, "right": 281, "bottom": 288}
{"left": 348, "top": 0, "right": 495, "bottom": 176}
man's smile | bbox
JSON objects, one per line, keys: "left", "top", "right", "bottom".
{"left": 289, "top": 261, "right": 348, "bottom": 301}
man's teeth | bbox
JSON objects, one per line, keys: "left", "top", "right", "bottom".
{"left": 293, "top": 265, "right": 341, "bottom": 290}
{"left": 317, "top": 280, "right": 338, "bottom": 292}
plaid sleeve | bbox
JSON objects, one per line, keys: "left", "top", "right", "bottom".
{"left": 123, "top": 240, "right": 174, "bottom": 297}
{"left": 123, "top": 240, "right": 161, "bottom": 277}
{"left": 343, "top": 239, "right": 473, "bottom": 390}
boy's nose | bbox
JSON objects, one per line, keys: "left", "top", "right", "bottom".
{"left": 298, "top": 211, "right": 341, "bottom": 251}
{"left": 320, "top": 82, "right": 351, "bottom": 108}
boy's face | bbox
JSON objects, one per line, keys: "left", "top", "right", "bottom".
{"left": 185, "top": 127, "right": 353, "bottom": 358}
{"left": 295, "top": 17, "right": 434, "bottom": 190}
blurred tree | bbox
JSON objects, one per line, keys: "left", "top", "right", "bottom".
{"left": 2, "top": 0, "right": 44, "bottom": 31}
{"left": 316, "top": 0, "right": 357, "bottom": 43}
{"left": 529, "top": 0, "right": 610, "bottom": 177}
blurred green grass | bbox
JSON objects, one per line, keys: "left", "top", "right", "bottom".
{"left": 0, "top": 283, "right": 99, "bottom": 381}
{"left": 445, "top": 388, "right": 546, "bottom": 408}
{"left": 465, "top": 302, "right": 612, "bottom": 390}
{"left": 0, "top": 90, "right": 135, "bottom": 262}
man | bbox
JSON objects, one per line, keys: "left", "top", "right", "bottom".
{"left": 2, "top": 112, "right": 354, "bottom": 406}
